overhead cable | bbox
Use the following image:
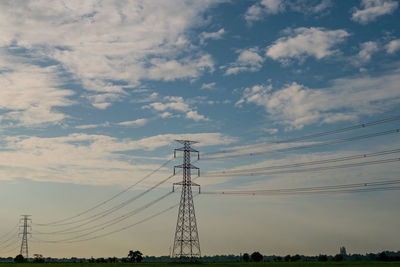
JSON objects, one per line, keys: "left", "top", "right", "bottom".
{"left": 203, "top": 128, "right": 400, "bottom": 160}
{"left": 204, "top": 115, "right": 400, "bottom": 156}
{"left": 201, "top": 178, "right": 400, "bottom": 196}
{"left": 203, "top": 157, "right": 400, "bottom": 177}
{"left": 35, "top": 173, "right": 177, "bottom": 232}
{"left": 204, "top": 148, "right": 400, "bottom": 176}
{"left": 35, "top": 158, "right": 174, "bottom": 227}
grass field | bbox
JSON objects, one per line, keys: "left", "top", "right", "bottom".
{"left": 1, "top": 263, "right": 400, "bottom": 267}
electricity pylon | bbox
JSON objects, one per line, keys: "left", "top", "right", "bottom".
{"left": 172, "top": 140, "right": 201, "bottom": 259}
{"left": 19, "top": 215, "right": 31, "bottom": 259}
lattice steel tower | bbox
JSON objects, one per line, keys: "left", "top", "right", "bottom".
{"left": 19, "top": 215, "right": 31, "bottom": 259}
{"left": 172, "top": 140, "right": 201, "bottom": 259}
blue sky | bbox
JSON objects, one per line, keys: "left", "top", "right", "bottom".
{"left": 0, "top": 0, "right": 400, "bottom": 258}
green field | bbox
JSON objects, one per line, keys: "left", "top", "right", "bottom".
{"left": 1, "top": 263, "right": 400, "bottom": 267}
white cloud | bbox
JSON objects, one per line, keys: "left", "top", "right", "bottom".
{"left": 353, "top": 41, "right": 379, "bottom": 66}
{"left": 266, "top": 27, "right": 349, "bottom": 63}
{"left": 288, "top": 0, "right": 333, "bottom": 15}
{"left": 237, "top": 71, "right": 400, "bottom": 129}
{"left": 0, "top": 1, "right": 220, "bottom": 109}
{"left": 225, "top": 47, "right": 265, "bottom": 75}
{"left": 0, "top": 62, "right": 74, "bottom": 127}
{"left": 186, "top": 110, "right": 208, "bottom": 121}
{"left": 117, "top": 118, "right": 148, "bottom": 127}
{"left": 264, "top": 128, "right": 279, "bottom": 134}
{"left": 352, "top": 0, "right": 398, "bottom": 24}
{"left": 200, "top": 28, "right": 225, "bottom": 44}
{"left": 245, "top": 0, "right": 333, "bottom": 23}
{"left": 76, "top": 119, "right": 148, "bottom": 129}
{"left": 144, "top": 96, "right": 208, "bottom": 121}
{"left": 0, "top": 132, "right": 236, "bottom": 186}
{"left": 160, "top": 112, "right": 174, "bottom": 118}
{"left": 146, "top": 54, "right": 214, "bottom": 82}
{"left": 86, "top": 93, "right": 123, "bottom": 110}
{"left": 201, "top": 82, "right": 216, "bottom": 90}
{"left": 75, "top": 122, "right": 110, "bottom": 129}
{"left": 386, "top": 39, "right": 400, "bottom": 54}
{"left": 245, "top": 0, "right": 285, "bottom": 23}
{"left": 312, "top": 0, "right": 333, "bottom": 13}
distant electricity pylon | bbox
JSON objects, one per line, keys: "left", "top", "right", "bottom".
{"left": 172, "top": 140, "right": 201, "bottom": 259}
{"left": 19, "top": 215, "right": 31, "bottom": 259}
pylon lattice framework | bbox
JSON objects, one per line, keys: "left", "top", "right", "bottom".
{"left": 172, "top": 140, "right": 201, "bottom": 259}
{"left": 19, "top": 215, "right": 31, "bottom": 259}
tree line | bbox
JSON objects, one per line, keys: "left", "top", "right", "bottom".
{"left": 4, "top": 249, "right": 400, "bottom": 263}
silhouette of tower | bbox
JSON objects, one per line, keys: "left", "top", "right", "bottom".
{"left": 19, "top": 215, "right": 31, "bottom": 259}
{"left": 172, "top": 140, "right": 201, "bottom": 259}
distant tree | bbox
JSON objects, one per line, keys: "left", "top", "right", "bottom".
{"left": 242, "top": 253, "right": 249, "bottom": 262}
{"left": 333, "top": 254, "right": 344, "bottom": 261}
{"left": 136, "top": 253, "right": 143, "bottom": 263}
{"left": 108, "top": 257, "right": 117, "bottom": 263}
{"left": 317, "top": 254, "right": 328, "bottom": 262}
{"left": 251, "top": 251, "right": 263, "bottom": 262}
{"left": 284, "top": 255, "right": 291, "bottom": 262}
{"left": 274, "top": 256, "right": 282, "bottom": 262}
{"left": 14, "top": 254, "right": 25, "bottom": 263}
{"left": 291, "top": 254, "right": 301, "bottom": 262}
{"left": 95, "top": 257, "right": 106, "bottom": 263}
{"left": 340, "top": 246, "right": 347, "bottom": 256}
{"left": 378, "top": 252, "right": 389, "bottom": 261}
{"left": 33, "top": 254, "right": 45, "bottom": 263}
{"left": 128, "top": 250, "right": 143, "bottom": 263}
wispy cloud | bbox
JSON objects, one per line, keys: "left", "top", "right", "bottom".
{"left": 352, "top": 0, "right": 398, "bottom": 24}
{"left": 237, "top": 71, "right": 400, "bottom": 129}
{"left": 144, "top": 96, "right": 209, "bottom": 121}
{"left": 352, "top": 41, "right": 380, "bottom": 66}
{"left": 386, "top": 39, "right": 400, "bottom": 54}
{"left": 75, "top": 122, "right": 110, "bottom": 129}
{"left": 225, "top": 47, "right": 265, "bottom": 75}
{"left": 200, "top": 28, "right": 225, "bottom": 44}
{"left": 75, "top": 119, "right": 149, "bottom": 129}
{"left": 245, "top": 0, "right": 285, "bottom": 23}
{"left": 245, "top": 0, "right": 333, "bottom": 23}
{"left": 201, "top": 82, "right": 216, "bottom": 90}
{"left": 117, "top": 119, "right": 149, "bottom": 127}
{"left": 0, "top": 60, "right": 74, "bottom": 127}
{"left": 0, "top": 132, "right": 236, "bottom": 186}
{"left": 265, "top": 27, "right": 349, "bottom": 63}
{"left": 0, "top": 1, "right": 220, "bottom": 110}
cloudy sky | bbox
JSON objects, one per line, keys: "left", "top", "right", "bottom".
{"left": 0, "top": 0, "right": 399, "bottom": 258}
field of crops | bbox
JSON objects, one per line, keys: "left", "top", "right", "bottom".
{"left": 1, "top": 262, "right": 400, "bottom": 267}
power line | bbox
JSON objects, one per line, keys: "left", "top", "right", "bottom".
{"left": 202, "top": 128, "right": 400, "bottom": 160}
{"left": 204, "top": 148, "right": 400, "bottom": 176}
{"left": 0, "top": 223, "right": 19, "bottom": 241}
{"left": 201, "top": 178, "right": 400, "bottom": 196}
{"left": 33, "top": 192, "right": 182, "bottom": 244}
{"left": 204, "top": 115, "right": 400, "bottom": 156}
{"left": 0, "top": 230, "right": 19, "bottom": 250}
{"left": 35, "top": 157, "right": 174, "bottom": 226}
{"left": 34, "top": 173, "right": 177, "bottom": 233}
{"left": 34, "top": 191, "right": 173, "bottom": 237}
{"left": 203, "top": 186, "right": 400, "bottom": 196}
{"left": 203, "top": 157, "right": 400, "bottom": 178}
{"left": 0, "top": 243, "right": 21, "bottom": 256}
